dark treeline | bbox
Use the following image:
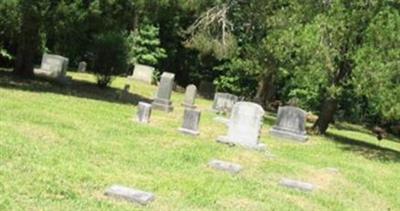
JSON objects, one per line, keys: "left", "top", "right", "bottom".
{"left": 0, "top": 0, "right": 399, "bottom": 134}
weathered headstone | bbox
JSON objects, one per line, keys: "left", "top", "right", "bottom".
{"left": 178, "top": 109, "right": 201, "bottom": 136}
{"left": 78, "top": 61, "right": 87, "bottom": 72}
{"left": 182, "top": 84, "right": 197, "bottom": 109}
{"left": 34, "top": 53, "right": 70, "bottom": 84}
{"left": 137, "top": 102, "right": 152, "bottom": 123}
{"left": 198, "top": 80, "right": 215, "bottom": 99}
{"left": 105, "top": 185, "right": 155, "bottom": 205}
{"left": 208, "top": 160, "right": 242, "bottom": 174}
{"left": 152, "top": 72, "right": 175, "bottom": 112}
{"left": 270, "top": 106, "right": 309, "bottom": 142}
{"left": 217, "top": 102, "right": 266, "bottom": 151}
{"left": 279, "top": 178, "right": 316, "bottom": 192}
{"left": 212, "top": 92, "right": 239, "bottom": 114}
{"left": 131, "top": 64, "right": 154, "bottom": 84}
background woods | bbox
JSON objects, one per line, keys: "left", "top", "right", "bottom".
{"left": 0, "top": 0, "right": 399, "bottom": 134}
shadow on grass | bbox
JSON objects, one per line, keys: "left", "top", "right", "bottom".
{"left": 326, "top": 132, "right": 400, "bottom": 163}
{"left": 0, "top": 70, "right": 152, "bottom": 106}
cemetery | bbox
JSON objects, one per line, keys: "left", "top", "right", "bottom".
{"left": 0, "top": 69, "right": 399, "bottom": 210}
{"left": 1, "top": 1, "right": 399, "bottom": 210}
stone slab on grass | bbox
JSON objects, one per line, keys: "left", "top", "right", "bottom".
{"left": 105, "top": 185, "right": 155, "bottom": 205}
{"left": 208, "top": 159, "right": 242, "bottom": 174}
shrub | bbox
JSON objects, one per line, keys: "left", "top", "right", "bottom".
{"left": 92, "top": 31, "right": 128, "bottom": 88}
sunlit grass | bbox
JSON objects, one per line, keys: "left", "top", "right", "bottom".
{"left": 0, "top": 70, "right": 399, "bottom": 210}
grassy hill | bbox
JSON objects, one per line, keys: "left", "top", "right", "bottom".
{"left": 0, "top": 70, "right": 399, "bottom": 210}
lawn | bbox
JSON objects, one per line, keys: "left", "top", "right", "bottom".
{"left": 0, "top": 69, "right": 399, "bottom": 210}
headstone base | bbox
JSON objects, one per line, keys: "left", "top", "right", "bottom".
{"left": 34, "top": 68, "right": 71, "bottom": 85}
{"left": 216, "top": 136, "right": 266, "bottom": 151}
{"left": 182, "top": 103, "right": 196, "bottom": 109}
{"left": 152, "top": 98, "right": 173, "bottom": 112}
{"left": 178, "top": 127, "right": 199, "bottom": 136}
{"left": 270, "top": 127, "right": 308, "bottom": 142}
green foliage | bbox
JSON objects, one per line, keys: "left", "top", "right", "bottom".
{"left": 214, "top": 58, "right": 260, "bottom": 97}
{"left": 353, "top": 6, "right": 400, "bottom": 121}
{"left": 91, "top": 32, "right": 128, "bottom": 88}
{"left": 127, "top": 25, "right": 167, "bottom": 66}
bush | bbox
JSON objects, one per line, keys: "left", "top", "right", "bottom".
{"left": 92, "top": 32, "right": 128, "bottom": 88}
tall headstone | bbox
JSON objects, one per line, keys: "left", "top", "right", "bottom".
{"left": 152, "top": 72, "right": 175, "bottom": 112}
{"left": 212, "top": 93, "right": 239, "bottom": 114}
{"left": 78, "top": 61, "right": 87, "bottom": 72}
{"left": 182, "top": 84, "right": 197, "bottom": 109}
{"left": 131, "top": 64, "right": 154, "bottom": 84}
{"left": 269, "top": 106, "right": 309, "bottom": 142}
{"left": 137, "top": 102, "right": 152, "bottom": 123}
{"left": 217, "top": 102, "right": 266, "bottom": 151}
{"left": 178, "top": 109, "right": 201, "bottom": 136}
{"left": 34, "top": 53, "right": 70, "bottom": 84}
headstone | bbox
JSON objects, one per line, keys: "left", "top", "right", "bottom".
{"left": 137, "top": 102, "right": 152, "bottom": 123}
{"left": 269, "top": 106, "right": 309, "bottom": 142}
{"left": 217, "top": 102, "right": 266, "bottom": 151}
{"left": 152, "top": 72, "right": 175, "bottom": 112}
{"left": 198, "top": 80, "right": 215, "bottom": 99}
{"left": 208, "top": 160, "right": 242, "bottom": 174}
{"left": 78, "top": 61, "right": 87, "bottom": 72}
{"left": 279, "top": 178, "right": 316, "bottom": 192}
{"left": 105, "top": 185, "right": 155, "bottom": 205}
{"left": 182, "top": 84, "right": 197, "bottom": 109}
{"left": 34, "top": 53, "right": 70, "bottom": 84}
{"left": 212, "top": 92, "right": 239, "bottom": 114}
{"left": 131, "top": 64, "right": 154, "bottom": 84}
{"left": 178, "top": 109, "right": 201, "bottom": 136}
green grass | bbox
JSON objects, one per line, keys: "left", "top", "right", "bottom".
{"left": 1, "top": 69, "right": 399, "bottom": 210}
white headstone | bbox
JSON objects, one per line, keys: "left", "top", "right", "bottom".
{"left": 137, "top": 102, "right": 152, "bottom": 123}
{"left": 217, "top": 102, "right": 266, "bottom": 151}
{"left": 131, "top": 64, "right": 154, "bottom": 84}
{"left": 34, "top": 53, "right": 70, "bottom": 84}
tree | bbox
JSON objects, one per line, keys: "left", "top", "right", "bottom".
{"left": 127, "top": 24, "right": 167, "bottom": 67}
{"left": 14, "top": 0, "right": 47, "bottom": 78}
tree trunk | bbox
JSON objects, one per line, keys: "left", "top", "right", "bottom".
{"left": 14, "top": 2, "right": 41, "bottom": 78}
{"left": 313, "top": 98, "right": 338, "bottom": 134}
{"left": 254, "top": 73, "right": 275, "bottom": 108}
